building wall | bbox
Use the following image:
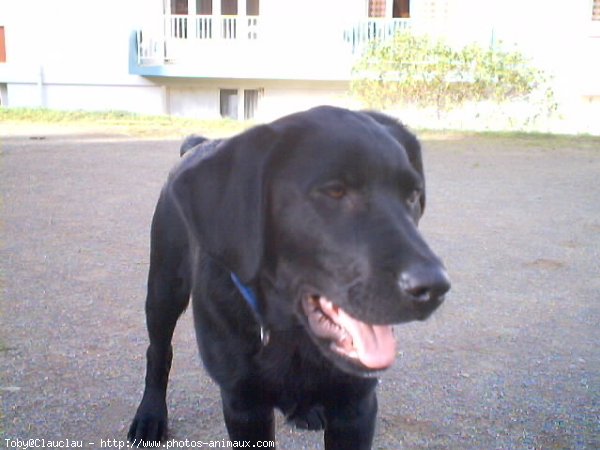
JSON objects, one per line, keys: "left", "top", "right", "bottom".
{"left": 0, "top": 0, "right": 158, "bottom": 110}
{"left": 168, "top": 85, "right": 219, "bottom": 118}
{"left": 162, "top": 78, "right": 352, "bottom": 120}
{"left": 259, "top": 80, "right": 355, "bottom": 121}
{"left": 0, "top": 0, "right": 598, "bottom": 133}
{"left": 5, "top": 83, "right": 41, "bottom": 108}
{"left": 0, "top": 0, "right": 356, "bottom": 116}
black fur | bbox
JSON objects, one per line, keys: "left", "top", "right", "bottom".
{"left": 128, "top": 106, "right": 450, "bottom": 449}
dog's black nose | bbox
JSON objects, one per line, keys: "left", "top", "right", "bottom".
{"left": 399, "top": 265, "right": 451, "bottom": 304}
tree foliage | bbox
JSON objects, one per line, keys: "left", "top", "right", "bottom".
{"left": 351, "top": 31, "right": 554, "bottom": 115}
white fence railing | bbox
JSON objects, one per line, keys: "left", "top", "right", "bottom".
{"left": 136, "top": 15, "right": 261, "bottom": 64}
{"left": 165, "top": 14, "right": 259, "bottom": 40}
{"left": 136, "top": 30, "right": 163, "bottom": 65}
{"left": 195, "top": 16, "right": 213, "bottom": 39}
{"left": 344, "top": 19, "right": 411, "bottom": 53}
{"left": 136, "top": 16, "right": 410, "bottom": 65}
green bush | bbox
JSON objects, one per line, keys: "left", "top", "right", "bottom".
{"left": 351, "top": 31, "right": 556, "bottom": 117}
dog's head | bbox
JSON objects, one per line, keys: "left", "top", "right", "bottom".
{"left": 171, "top": 106, "right": 450, "bottom": 376}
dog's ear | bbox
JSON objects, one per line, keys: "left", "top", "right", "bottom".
{"left": 169, "top": 125, "right": 278, "bottom": 282}
{"left": 362, "top": 111, "right": 426, "bottom": 213}
{"left": 179, "top": 134, "right": 209, "bottom": 157}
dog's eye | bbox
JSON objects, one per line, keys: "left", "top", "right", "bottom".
{"left": 407, "top": 190, "right": 420, "bottom": 206}
{"left": 322, "top": 182, "right": 347, "bottom": 200}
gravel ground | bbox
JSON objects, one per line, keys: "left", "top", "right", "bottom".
{"left": 1, "top": 130, "right": 599, "bottom": 449}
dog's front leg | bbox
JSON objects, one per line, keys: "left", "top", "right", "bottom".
{"left": 324, "top": 390, "right": 378, "bottom": 450}
{"left": 129, "top": 284, "right": 190, "bottom": 444}
{"left": 128, "top": 208, "right": 192, "bottom": 445}
{"left": 128, "top": 281, "right": 190, "bottom": 445}
{"left": 128, "top": 342, "right": 173, "bottom": 445}
{"left": 221, "top": 389, "right": 275, "bottom": 446}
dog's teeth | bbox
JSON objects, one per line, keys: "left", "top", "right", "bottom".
{"left": 330, "top": 342, "right": 359, "bottom": 360}
{"left": 321, "top": 298, "right": 333, "bottom": 308}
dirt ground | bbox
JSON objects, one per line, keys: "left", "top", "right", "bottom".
{"left": 1, "top": 129, "right": 599, "bottom": 449}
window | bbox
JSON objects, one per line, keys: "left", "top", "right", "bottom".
{"left": 368, "top": 0, "right": 386, "bottom": 18}
{"left": 220, "top": 88, "right": 260, "bottom": 120}
{"left": 368, "top": 0, "right": 409, "bottom": 19}
{"left": 222, "top": 0, "right": 237, "bottom": 15}
{"left": 0, "top": 26, "right": 5, "bottom": 63}
{"left": 247, "top": 0, "right": 259, "bottom": 16}
{"left": 177, "top": 0, "right": 259, "bottom": 16}
{"left": 197, "top": 0, "right": 212, "bottom": 14}
{"left": 171, "top": 0, "right": 188, "bottom": 14}
{"left": 220, "top": 89, "right": 238, "bottom": 119}
{"left": 0, "top": 83, "right": 7, "bottom": 105}
{"left": 593, "top": 0, "right": 600, "bottom": 20}
{"left": 393, "top": 0, "right": 410, "bottom": 18}
{"left": 244, "top": 89, "right": 259, "bottom": 119}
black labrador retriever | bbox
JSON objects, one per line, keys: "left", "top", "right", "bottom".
{"left": 128, "top": 106, "right": 450, "bottom": 449}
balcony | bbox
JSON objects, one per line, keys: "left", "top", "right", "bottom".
{"left": 129, "top": 16, "right": 411, "bottom": 80}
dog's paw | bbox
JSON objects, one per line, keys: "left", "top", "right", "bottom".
{"left": 128, "top": 398, "right": 168, "bottom": 447}
{"left": 291, "top": 405, "right": 327, "bottom": 431}
{"left": 128, "top": 416, "right": 167, "bottom": 448}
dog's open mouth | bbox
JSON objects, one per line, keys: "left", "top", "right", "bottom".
{"left": 302, "top": 295, "right": 396, "bottom": 370}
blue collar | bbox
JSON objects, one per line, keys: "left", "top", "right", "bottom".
{"left": 230, "top": 272, "right": 270, "bottom": 345}
{"left": 230, "top": 272, "right": 260, "bottom": 313}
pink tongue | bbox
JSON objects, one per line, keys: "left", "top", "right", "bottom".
{"left": 336, "top": 309, "right": 397, "bottom": 369}
{"left": 319, "top": 299, "right": 397, "bottom": 369}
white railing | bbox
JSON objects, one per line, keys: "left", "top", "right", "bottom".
{"left": 135, "top": 17, "right": 410, "bottom": 65}
{"left": 164, "top": 14, "right": 259, "bottom": 41}
{"left": 221, "top": 16, "right": 237, "bottom": 39}
{"left": 247, "top": 17, "right": 258, "bottom": 40}
{"left": 136, "top": 30, "right": 164, "bottom": 65}
{"left": 344, "top": 19, "right": 411, "bottom": 53}
{"left": 195, "top": 15, "right": 213, "bottom": 39}
{"left": 168, "top": 15, "right": 188, "bottom": 38}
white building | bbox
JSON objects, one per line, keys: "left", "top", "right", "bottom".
{"left": 1, "top": 0, "right": 599, "bottom": 130}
